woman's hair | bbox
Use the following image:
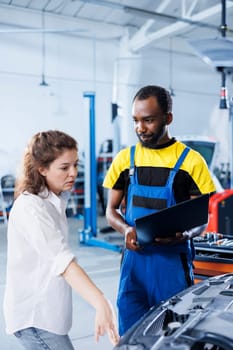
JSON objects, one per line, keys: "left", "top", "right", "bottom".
{"left": 15, "top": 130, "right": 78, "bottom": 197}
{"left": 133, "top": 85, "right": 172, "bottom": 114}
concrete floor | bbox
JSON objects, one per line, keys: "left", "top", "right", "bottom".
{"left": 0, "top": 215, "right": 124, "bottom": 350}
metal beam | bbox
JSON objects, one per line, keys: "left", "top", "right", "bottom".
{"left": 128, "top": 1, "right": 233, "bottom": 52}
{"left": 0, "top": 3, "right": 124, "bottom": 39}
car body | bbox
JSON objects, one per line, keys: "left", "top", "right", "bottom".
{"left": 114, "top": 273, "right": 233, "bottom": 350}
{"left": 177, "top": 135, "right": 224, "bottom": 192}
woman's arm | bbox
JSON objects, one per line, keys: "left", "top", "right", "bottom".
{"left": 62, "top": 259, "right": 119, "bottom": 345}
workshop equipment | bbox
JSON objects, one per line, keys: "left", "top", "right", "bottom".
{"left": 193, "top": 190, "right": 233, "bottom": 281}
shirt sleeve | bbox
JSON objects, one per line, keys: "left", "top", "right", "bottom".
{"left": 103, "top": 147, "right": 130, "bottom": 189}
{"left": 12, "top": 195, "right": 75, "bottom": 276}
{"left": 188, "top": 150, "right": 216, "bottom": 194}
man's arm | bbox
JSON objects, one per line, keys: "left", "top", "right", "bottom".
{"left": 106, "top": 189, "right": 140, "bottom": 251}
{"left": 183, "top": 223, "right": 207, "bottom": 238}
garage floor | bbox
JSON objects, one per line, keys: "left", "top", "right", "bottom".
{"left": 0, "top": 215, "right": 124, "bottom": 350}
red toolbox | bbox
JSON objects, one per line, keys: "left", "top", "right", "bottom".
{"left": 207, "top": 189, "right": 233, "bottom": 234}
{"left": 193, "top": 190, "right": 233, "bottom": 281}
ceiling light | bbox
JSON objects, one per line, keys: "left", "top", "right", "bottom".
{"left": 188, "top": 37, "right": 233, "bottom": 73}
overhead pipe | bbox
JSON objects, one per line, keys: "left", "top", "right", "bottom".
{"left": 81, "top": 0, "right": 233, "bottom": 33}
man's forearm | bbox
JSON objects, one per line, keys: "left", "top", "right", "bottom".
{"left": 183, "top": 223, "right": 207, "bottom": 238}
{"left": 106, "top": 208, "right": 129, "bottom": 235}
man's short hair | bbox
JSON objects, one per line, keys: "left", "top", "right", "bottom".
{"left": 133, "top": 85, "right": 172, "bottom": 114}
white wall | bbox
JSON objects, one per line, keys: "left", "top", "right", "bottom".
{"left": 0, "top": 21, "right": 232, "bottom": 176}
{"left": 0, "top": 31, "right": 119, "bottom": 175}
{"left": 114, "top": 39, "right": 233, "bottom": 165}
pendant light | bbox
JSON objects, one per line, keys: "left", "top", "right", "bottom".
{"left": 169, "top": 37, "right": 175, "bottom": 97}
{"left": 40, "top": 9, "right": 49, "bottom": 87}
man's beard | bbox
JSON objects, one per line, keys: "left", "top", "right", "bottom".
{"left": 137, "top": 123, "right": 166, "bottom": 149}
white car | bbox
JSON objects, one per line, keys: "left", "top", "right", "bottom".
{"left": 177, "top": 135, "right": 224, "bottom": 192}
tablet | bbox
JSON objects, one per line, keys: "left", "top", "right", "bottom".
{"left": 135, "top": 194, "right": 209, "bottom": 245}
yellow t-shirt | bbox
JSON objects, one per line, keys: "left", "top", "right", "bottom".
{"left": 103, "top": 140, "right": 216, "bottom": 203}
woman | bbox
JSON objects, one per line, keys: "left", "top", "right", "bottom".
{"left": 3, "top": 130, "right": 119, "bottom": 350}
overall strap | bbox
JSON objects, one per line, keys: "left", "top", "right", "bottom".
{"left": 166, "top": 147, "right": 190, "bottom": 187}
{"left": 129, "top": 145, "right": 137, "bottom": 183}
{"left": 174, "top": 147, "right": 190, "bottom": 171}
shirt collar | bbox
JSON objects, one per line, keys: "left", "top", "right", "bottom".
{"left": 138, "top": 137, "right": 177, "bottom": 150}
{"left": 39, "top": 188, "right": 69, "bottom": 214}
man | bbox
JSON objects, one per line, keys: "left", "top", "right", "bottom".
{"left": 103, "top": 85, "right": 216, "bottom": 336}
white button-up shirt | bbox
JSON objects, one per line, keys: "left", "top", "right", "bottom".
{"left": 3, "top": 190, "right": 75, "bottom": 335}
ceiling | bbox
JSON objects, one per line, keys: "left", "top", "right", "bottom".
{"left": 0, "top": 0, "right": 233, "bottom": 54}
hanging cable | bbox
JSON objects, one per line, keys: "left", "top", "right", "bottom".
{"left": 169, "top": 37, "right": 175, "bottom": 97}
{"left": 219, "top": 0, "right": 228, "bottom": 109}
{"left": 40, "top": 9, "right": 49, "bottom": 86}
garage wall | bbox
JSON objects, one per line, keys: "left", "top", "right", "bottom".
{"left": 0, "top": 31, "right": 119, "bottom": 174}
{"left": 0, "top": 24, "right": 232, "bottom": 175}
{"left": 113, "top": 40, "right": 232, "bottom": 164}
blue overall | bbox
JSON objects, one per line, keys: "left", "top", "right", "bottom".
{"left": 117, "top": 146, "right": 194, "bottom": 336}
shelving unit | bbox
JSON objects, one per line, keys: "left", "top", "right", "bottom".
{"left": 0, "top": 174, "right": 15, "bottom": 224}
